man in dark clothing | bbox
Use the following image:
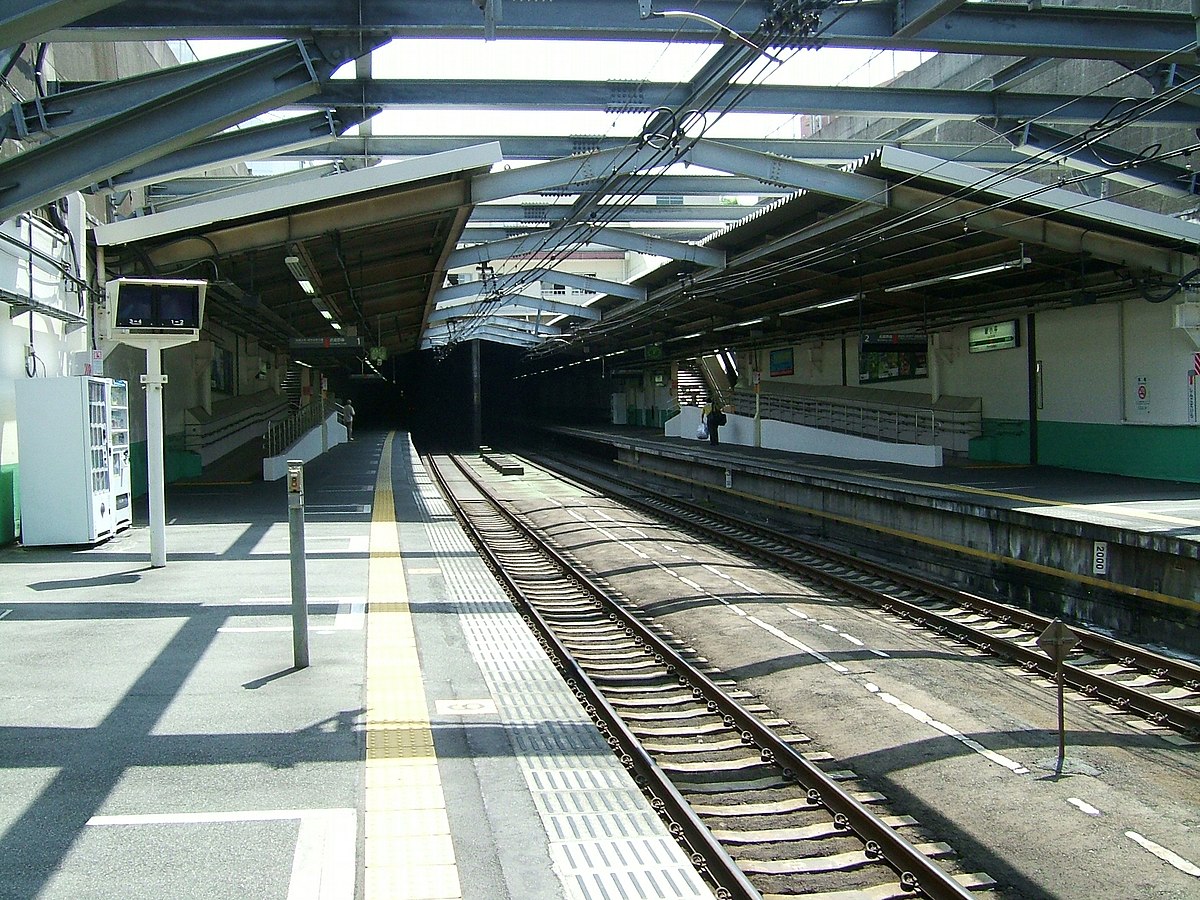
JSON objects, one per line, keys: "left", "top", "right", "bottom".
{"left": 706, "top": 404, "right": 726, "bottom": 446}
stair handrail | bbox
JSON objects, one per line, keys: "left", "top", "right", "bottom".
{"left": 263, "top": 399, "right": 330, "bottom": 458}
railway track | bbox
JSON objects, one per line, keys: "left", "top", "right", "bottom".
{"left": 427, "top": 452, "right": 994, "bottom": 900}
{"left": 529, "top": 450, "right": 1200, "bottom": 742}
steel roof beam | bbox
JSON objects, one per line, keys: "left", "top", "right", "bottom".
{"left": 983, "top": 117, "right": 1200, "bottom": 198}
{"left": 459, "top": 224, "right": 714, "bottom": 243}
{"left": 105, "top": 108, "right": 374, "bottom": 191}
{"left": 1, "top": 0, "right": 122, "bottom": 48}
{"left": 280, "top": 135, "right": 1024, "bottom": 165}
{"left": 449, "top": 226, "right": 725, "bottom": 270}
{"left": 297, "top": 79, "right": 1200, "bottom": 127}
{"left": 472, "top": 144, "right": 667, "bottom": 203}
{"left": 4, "top": 42, "right": 297, "bottom": 140}
{"left": 893, "top": 0, "right": 966, "bottom": 38}
{"left": 0, "top": 36, "right": 379, "bottom": 222}
{"left": 53, "top": 2, "right": 1200, "bottom": 62}
{"left": 435, "top": 268, "right": 642, "bottom": 304}
{"left": 428, "top": 296, "right": 599, "bottom": 324}
{"left": 688, "top": 139, "right": 888, "bottom": 205}
{"left": 467, "top": 203, "right": 749, "bottom": 224}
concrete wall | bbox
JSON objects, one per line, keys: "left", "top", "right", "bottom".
{"left": 740, "top": 293, "right": 1200, "bottom": 479}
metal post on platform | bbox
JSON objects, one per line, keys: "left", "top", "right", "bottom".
{"left": 287, "top": 459, "right": 310, "bottom": 669}
{"left": 141, "top": 346, "right": 168, "bottom": 568}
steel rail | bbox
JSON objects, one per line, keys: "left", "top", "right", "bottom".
{"left": 433, "top": 452, "right": 979, "bottom": 900}
{"left": 534, "top": 453, "right": 1200, "bottom": 738}
{"left": 426, "top": 454, "right": 762, "bottom": 900}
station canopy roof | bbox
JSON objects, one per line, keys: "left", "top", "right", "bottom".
{"left": 13, "top": 2, "right": 1200, "bottom": 370}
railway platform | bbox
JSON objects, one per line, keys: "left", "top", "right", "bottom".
{"left": 0, "top": 430, "right": 713, "bottom": 900}
{"left": 542, "top": 424, "right": 1200, "bottom": 654}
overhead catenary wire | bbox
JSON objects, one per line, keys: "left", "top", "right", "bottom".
{"left": 567, "top": 44, "right": 1200, "bottom": 345}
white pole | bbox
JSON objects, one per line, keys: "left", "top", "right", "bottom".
{"left": 142, "top": 346, "right": 168, "bottom": 567}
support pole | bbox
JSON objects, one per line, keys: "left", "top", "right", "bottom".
{"left": 141, "top": 346, "right": 168, "bottom": 567}
{"left": 471, "top": 338, "right": 482, "bottom": 449}
{"left": 1055, "top": 658, "right": 1066, "bottom": 774}
{"left": 287, "top": 460, "right": 310, "bottom": 669}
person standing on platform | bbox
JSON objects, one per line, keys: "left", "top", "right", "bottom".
{"left": 705, "top": 401, "right": 726, "bottom": 447}
{"left": 343, "top": 399, "right": 355, "bottom": 441}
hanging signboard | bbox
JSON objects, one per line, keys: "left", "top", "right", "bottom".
{"left": 859, "top": 333, "right": 928, "bottom": 384}
{"left": 969, "top": 319, "right": 1020, "bottom": 353}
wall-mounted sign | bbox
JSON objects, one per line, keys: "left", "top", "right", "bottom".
{"left": 769, "top": 347, "right": 794, "bottom": 377}
{"left": 969, "top": 319, "right": 1020, "bottom": 353}
{"left": 859, "top": 333, "right": 928, "bottom": 384}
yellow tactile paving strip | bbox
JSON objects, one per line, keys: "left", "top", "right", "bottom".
{"left": 364, "top": 432, "right": 463, "bottom": 900}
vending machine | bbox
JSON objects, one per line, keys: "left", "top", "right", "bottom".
{"left": 15, "top": 376, "right": 129, "bottom": 546}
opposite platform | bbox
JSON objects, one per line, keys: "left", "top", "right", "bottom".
{"left": 544, "top": 424, "right": 1200, "bottom": 653}
{"left": 0, "top": 430, "right": 712, "bottom": 900}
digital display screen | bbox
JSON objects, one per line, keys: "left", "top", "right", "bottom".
{"left": 156, "top": 286, "right": 200, "bottom": 327}
{"left": 114, "top": 282, "right": 201, "bottom": 329}
{"left": 114, "top": 285, "right": 154, "bottom": 327}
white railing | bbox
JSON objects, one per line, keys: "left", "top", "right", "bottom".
{"left": 263, "top": 400, "right": 332, "bottom": 458}
{"left": 732, "top": 389, "right": 981, "bottom": 453}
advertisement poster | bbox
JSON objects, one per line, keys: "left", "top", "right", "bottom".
{"left": 858, "top": 333, "right": 928, "bottom": 384}
{"left": 769, "top": 347, "right": 794, "bottom": 377}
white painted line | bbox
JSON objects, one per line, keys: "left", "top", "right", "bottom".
{"left": 863, "top": 682, "right": 1030, "bottom": 775}
{"left": 820, "top": 623, "right": 838, "bottom": 633}
{"left": 0, "top": 610, "right": 11, "bottom": 620}
{"left": 678, "top": 578, "right": 704, "bottom": 591}
{"left": 219, "top": 626, "right": 338, "bottom": 635}
{"left": 840, "top": 633, "right": 865, "bottom": 646}
{"left": 730, "top": 580, "right": 761, "bottom": 595}
{"left": 348, "top": 536, "right": 370, "bottom": 553}
{"left": 238, "top": 597, "right": 360, "bottom": 605}
{"left": 701, "top": 564, "right": 732, "bottom": 580}
{"left": 87, "top": 808, "right": 356, "bottom": 900}
{"left": 289, "top": 809, "right": 357, "bottom": 900}
{"left": 1126, "top": 832, "right": 1200, "bottom": 877}
{"left": 748, "top": 616, "right": 850, "bottom": 674}
{"left": 870, "top": 648, "right": 892, "bottom": 658}
{"left": 334, "top": 599, "right": 365, "bottom": 631}
{"left": 1067, "top": 798, "right": 1101, "bottom": 816}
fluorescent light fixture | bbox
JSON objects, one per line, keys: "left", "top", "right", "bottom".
{"left": 285, "top": 251, "right": 320, "bottom": 296}
{"left": 780, "top": 295, "right": 858, "bottom": 317}
{"left": 713, "top": 316, "right": 765, "bottom": 332}
{"left": 330, "top": 322, "right": 342, "bottom": 330}
{"left": 294, "top": 359, "right": 312, "bottom": 369}
{"left": 884, "top": 257, "right": 1031, "bottom": 293}
{"left": 669, "top": 331, "right": 706, "bottom": 341}
{"left": 319, "top": 308, "right": 333, "bottom": 320}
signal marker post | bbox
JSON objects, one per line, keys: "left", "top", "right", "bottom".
{"left": 1037, "top": 619, "right": 1079, "bottom": 775}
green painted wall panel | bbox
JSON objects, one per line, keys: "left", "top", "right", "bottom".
{"left": 969, "top": 419, "right": 1031, "bottom": 465}
{"left": 1038, "top": 420, "right": 1200, "bottom": 483}
{"left": 972, "top": 418, "right": 1200, "bottom": 482}
{"left": 0, "top": 464, "right": 16, "bottom": 545}
{"left": 128, "top": 440, "right": 202, "bottom": 498}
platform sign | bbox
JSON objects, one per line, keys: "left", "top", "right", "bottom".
{"left": 1092, "top": 541, "right": 1108, "bottom": 576}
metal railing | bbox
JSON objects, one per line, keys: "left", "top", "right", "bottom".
{"left": 263, "top": 400, "right": 331, "bottom": 458}
{"left": 732, "top": 388, "right": 981, "bottom": 452}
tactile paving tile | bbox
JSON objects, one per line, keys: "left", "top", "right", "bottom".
{"left": 405, "top": 446, "right": 711, "bottom": 900}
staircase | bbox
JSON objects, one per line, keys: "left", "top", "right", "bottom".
{"left": 281, "top": 365, "right": 304, "bottom": 410}
{"left": 677, "top": 361, "right": 708, "bottom": 408}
